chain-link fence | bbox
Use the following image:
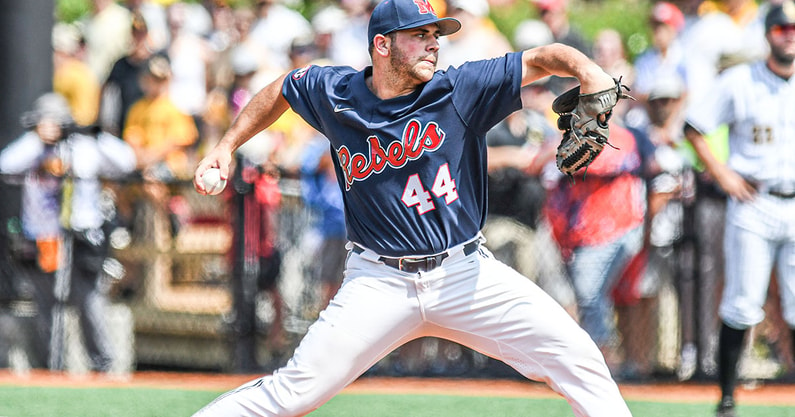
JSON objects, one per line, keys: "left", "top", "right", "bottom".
{"left": 0, "top": 169, "right": 792, "bottom": 382}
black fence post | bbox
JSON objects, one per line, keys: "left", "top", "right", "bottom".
{"left": 231, "top": 155, "right": 259, "bottom": 373}
{"left": 0, "top": 0, "right": 54, "bottom": 293}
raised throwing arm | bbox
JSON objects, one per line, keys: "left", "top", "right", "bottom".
{"left": 194, "top": 74, "right": 291, "bottom": 195}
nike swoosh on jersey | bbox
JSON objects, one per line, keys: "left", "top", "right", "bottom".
{"left": 334, "top": 104, "right": 354, "bottom": 113}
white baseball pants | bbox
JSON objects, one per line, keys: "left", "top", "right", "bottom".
{"left": 720, "top": 195, "right": 795, "bottom": 329}
{"left": 192, "top": 240, "right": 632, "bottom": 417}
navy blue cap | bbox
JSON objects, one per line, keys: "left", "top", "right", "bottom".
{"left": 368, "top": 0, "right": 461, "bottom": 45}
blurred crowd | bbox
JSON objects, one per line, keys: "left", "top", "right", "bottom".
{"left": 0, "top": 0, "right": 793, "bottom": 391}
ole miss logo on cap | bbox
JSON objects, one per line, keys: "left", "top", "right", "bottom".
{"left": 414, "top": 0, "right": 436, "bottom": 15}
{"left": 368, "top": 0, "right": 460, "bottom": 44}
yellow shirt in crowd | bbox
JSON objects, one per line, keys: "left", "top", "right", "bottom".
{"left": 124, "top": 95, "right": 199, "bottom": 177}
{"left": 53, "top": 58, "right": 100, "bottom": 127}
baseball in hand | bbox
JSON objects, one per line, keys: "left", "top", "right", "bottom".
{"left": 201, "top": 168, "right": 227, "bottom": 195}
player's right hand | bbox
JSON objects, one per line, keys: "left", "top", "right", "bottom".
{"left": 714, "top": 166, "right": 757, "bottom": 202}
{"left": 194, "top": 146, "right": 233, "bottom": 195}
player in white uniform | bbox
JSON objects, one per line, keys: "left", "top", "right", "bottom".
{"left": 190, "top": 0, "right": 632, "bottom": 416}
{"left": 684, "top": 3, "right": 795, "bottom": 416}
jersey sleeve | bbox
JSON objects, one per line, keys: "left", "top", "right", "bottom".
{"left": 685, "top": 67, "right": 739, "bottom": 135}
{"left": 446, "top": 52, "right": 523, "bottom": 133}
{"left": 281, "top": 65, "right": 328, "bottom": 134}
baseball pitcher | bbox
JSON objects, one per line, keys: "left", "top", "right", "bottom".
{"left": 192, "top": 0, "right": 632, "bottom": 416}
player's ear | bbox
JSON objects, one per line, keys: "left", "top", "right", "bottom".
{"left": 373, "top": 34, "right": 390, "bottom": 57}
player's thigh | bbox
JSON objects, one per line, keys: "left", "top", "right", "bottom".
{"left": 429, "top": 254, "right": 630, "bottom": 417}
{"left": 281, "top": 263, "right": 425, "bottom": 388}
{"left": 321, "top": 259, "right": 424, "bottom": 348}
{"left": 720, "top": 222, "right": 776, "bottom": 328}
{"left": 431, "top": 252, "right": 599, "bottom": 372}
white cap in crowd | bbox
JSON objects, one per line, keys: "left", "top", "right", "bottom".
{"left": 449, "top": 0, "right": 490, "bottom": 18}
{"left": 513, "top": 19, "right": 553, "bottom": 51}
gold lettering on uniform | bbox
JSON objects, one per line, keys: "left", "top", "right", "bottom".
{"left": 753, "top": 126, "right": 762, "bottom": 144}
{"left": 752, "top": 125, "right": 774, "bottom": 144}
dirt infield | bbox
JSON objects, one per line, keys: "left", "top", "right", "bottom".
{"left": 1, "top": 370, "right": 793, "bottom": 407}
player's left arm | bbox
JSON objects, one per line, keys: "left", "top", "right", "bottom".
{"left": 519, "top": 43, "right": 614, "bottom": 95}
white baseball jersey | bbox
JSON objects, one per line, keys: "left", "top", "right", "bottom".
{"left": 687, "top": 61, "right": 795, "bottom": 190}
{"left": 686, "top": 60, "right": 795, "bottom": 329}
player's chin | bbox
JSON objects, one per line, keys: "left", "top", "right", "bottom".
{"left": 414, "top": 64, "right": 436, "bottom": 81}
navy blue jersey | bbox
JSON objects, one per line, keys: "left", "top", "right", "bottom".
{"left": 282, "top": 52, "right": 523, "bottom": 256}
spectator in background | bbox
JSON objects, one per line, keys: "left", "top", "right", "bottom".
{"left": 124, "top": 55, "right": 198, "bottom": 183}
{"left": 82, "top": 0, "right": 133, "bottom": 83}
{"left": 591, "top": 28, "right": 635, "bottom": 121}
{"left": 227, "top": 47, "right": 261, "bottom": 119}
{"left": 633, "top": 2, "right": 688, "bottom": 102}
{"left": 530, "top": 0, "right": 590, "bottom": 95}
{"left": 310, "top": 5, "right": 348, "bottom": 64}
{"left": 532, "top": 0, "right": 591, "bottom": 56}
{"left": 542, "top": 122, "right": 651, "bottom": 370}
{"left": 616, "top": 74, "right": 689, "bottom": 381}
{"left": 224, "top": 5, "right": 283, "bottom": 92}
{"left": 513, "top": 18, "right": 554, "bottom": 52}
{"left": 248, "top": 0, "right": 313, "bottom": 72}
{"left": 231, "top": 6, "right": 258, "bottom": 54}
{"left": 124, "top": 0, "right": 169, "bottom": 52}
{"left": 257, "top": 37, "right": 329, "bottom": 176}
{"left": 199, "top": 1, "right": 240, "bottom": 152}
{"left": 485, "top": 85, "right": 552, "bottom": 230}
{"left": 437, "top": 0, "right": 512, "bottom": 69}
{"left": 205, "top": 0, "right": 238, "bottom": 54}
{"left": 288, "top": 35, "right": 326, "bottom": 70}
{"left": 124, "top": 56, "right": 198, "bottom": 249}
{"left": 324, "top": 0, "right": 374, "bottom": 69}
{"left": 592, "top": 29, "right": 634, "bottom": 85}
{"left": 300, "top": 136, "right": 347, "bottom": 314}
{"left": 0, "top": 93, "right": 136, "bottom": 372}
{"left": 100, "top": 12, "right": 159, "bottom": 137}
{"left": 165, "top": 2, "right": 216, "bottom": 134}
{"left": 630, "top": 1, "right": 688, "bottom": 143}
{"left": 52, "top": 22, "right": 100, "bottom": 128}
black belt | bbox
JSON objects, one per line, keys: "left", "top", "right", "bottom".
{"left": 354, "top": 240, "right": 480, "bottom": 273}
{"left": 767, "top": 189, "right": 795, "bottom": 199}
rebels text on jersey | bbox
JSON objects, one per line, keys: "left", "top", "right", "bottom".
{"left": 282, "top": 53, "right": 523, "bottom": 256}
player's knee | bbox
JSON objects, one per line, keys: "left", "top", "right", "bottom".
{"left": 273, "top": 397, "right": 321, "bottom": 416}
{"left": 719, "top": 305, "right": 762, "bottom": 330}
{"left": 549, "top": 328, "right": 606, "bottom": 366}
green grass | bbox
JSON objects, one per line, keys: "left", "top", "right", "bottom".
{"left": 0, "top": 386, "right": 794, "bottom": 417}
{"left": 318, "top": 394, "right": 795, "bottom": 417}
{"left": 0, "top": 386, "right": 218, "bottom": 417}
